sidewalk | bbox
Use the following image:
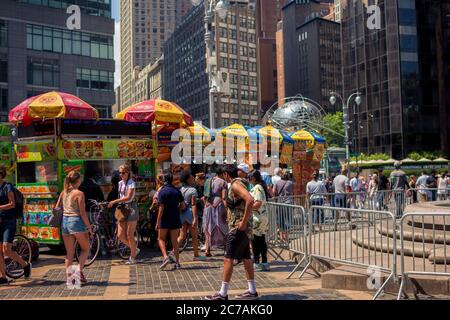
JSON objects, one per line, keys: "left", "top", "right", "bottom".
{"left": 0, "top": 248, "right": 374, "bottom": 300}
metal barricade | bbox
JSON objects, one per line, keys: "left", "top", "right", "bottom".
{"left": 265, "top": 202, "right": 307, "bottom": 277}
{"left": 301, "top": 205, "right": 397, "bottom": 300}
{"left": 397, "top": 212, "right": 450, "bottom": 300}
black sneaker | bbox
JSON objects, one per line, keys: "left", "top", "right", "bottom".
{"left": 23, "top": 263, "right": 32, "bottom": 279}
{"left": 235, "top": 291, "right": 259, "bottom": 300}
{"left": 205, "top": 292, "right": 228, "bottom": 300}
{"left": 0, "top": 278, "right": 11, "bottom": 286}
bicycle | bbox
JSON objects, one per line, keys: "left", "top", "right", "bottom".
{"left": 137, "top": 209, "right": 157, "bottom": 248}
{"left": 179, "top": 216, "right": 205, "bottom": 253}
{"left": 74, "top": 200, "right": 139, "bottom": 267}
{"left": 4, "top": 234, "right": 32, "bottom": 279}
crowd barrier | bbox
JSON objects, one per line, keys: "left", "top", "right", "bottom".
{"left": 265, "top": 202, "right": 307, "bottom": 268}
{"left": 266, "top": 197, "right": 450, "bottom": 300}
{"left": 273, "top": 188, "right": 449, "bottom": 219}
{"left": 397, "top": 212, "right": 450, "bottom": 300}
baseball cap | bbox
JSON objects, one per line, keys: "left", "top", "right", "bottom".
{"left": 237, "top": 163, "right": 250, "bottom": 175}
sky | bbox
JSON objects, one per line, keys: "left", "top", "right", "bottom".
{"left": 112, "top": 1, "right": 120, "bottom": 88}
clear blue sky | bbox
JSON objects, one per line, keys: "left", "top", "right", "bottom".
{"left": 112, "top": 1, "right": 119, "bottom": 20}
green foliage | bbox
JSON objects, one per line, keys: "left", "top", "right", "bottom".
{"left": 320, "top": 112, "right": 344, "bottom": 147}
{"left": 350, "top": 153, "right": 390, "bottom": 161}
{"left": 406, "top": 151, "right": 445, "bottom": 161}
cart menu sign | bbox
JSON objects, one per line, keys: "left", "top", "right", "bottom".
{"left": 59, "top": 139, "right": 155, "bottom": 160}
{"left": 15, "top": 141, "right": 57, "bottom": 162}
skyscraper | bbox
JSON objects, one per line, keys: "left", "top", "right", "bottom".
{"left": 119, "top": 0, "right": 192, "bottom": 110}
{"left": 278, "top": 0, "right": 340, "bottom": 110}
{"left": 340, "top": 0, "right": 450, "bottom": 158}
{"left": 0, "top": 0, "right": 115, "bottom": 119}
{"left": 255, "top": 0, "right": 287, "bottom": 114}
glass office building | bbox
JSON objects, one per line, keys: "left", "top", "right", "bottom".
{"left": 340, "top": 0, "right": 450, "bottom": 158}
{"left": 0, "top": 0, "right": 115, "bottom": 119}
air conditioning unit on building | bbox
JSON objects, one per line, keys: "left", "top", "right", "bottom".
{"left": 248, "top": 0, "right": 256, "bottom": 11}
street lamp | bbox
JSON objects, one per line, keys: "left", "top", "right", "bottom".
{"left": 329, "top": 91, "right": 362, "bottom": 178}
{"left": 192, "top": 0, "right": 231, "bottom": 129}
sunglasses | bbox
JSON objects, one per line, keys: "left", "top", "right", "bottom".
{"left": 119, "top": 171, "right": 126, "bottom": 175}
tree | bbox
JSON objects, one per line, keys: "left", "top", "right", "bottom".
{"left": 320, "top": 112, "right": 345, "bottom": 147}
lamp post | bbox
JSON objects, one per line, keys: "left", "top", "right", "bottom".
{"left": 196, "top": 0, "right": 230, "bottom": 129}
{"left": 329, "top": 91, "right": 362, "bottom": 177}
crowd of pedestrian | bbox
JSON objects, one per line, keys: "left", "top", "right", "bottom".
{"left": 2, "top": 158, "right": 449, "bottom": 298}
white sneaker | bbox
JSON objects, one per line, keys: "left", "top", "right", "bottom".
{"left": 200, "top": 245, "right": 206, "bottom": 251}
{"left": 125, "top": 257, "right": 137, "bottom": 265}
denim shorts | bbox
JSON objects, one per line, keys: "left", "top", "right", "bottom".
{"left": 61, "top": 215, "right": 87, "bottom": 235}
{"left": 0, "top": 217, "right": 16, "bottom": 244}
{"left": 180, "top": 207, "right": 193, "bottom": 225}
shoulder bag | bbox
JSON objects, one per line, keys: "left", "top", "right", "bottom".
{"left": 114, "top": 179, "right": 132, "bottom": 223}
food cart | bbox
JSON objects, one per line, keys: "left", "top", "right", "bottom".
{"left": 115, "top": 99, "right": 194, "bottom": 174}
{"left": 290, "top": 130, "right": 326, "bottom": 196}
{"left": 14, "top": 118, "right": 156, "bottom": 246}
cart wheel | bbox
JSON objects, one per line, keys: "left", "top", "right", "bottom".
{"left": 5, "top": 235, "right": 32, "bottom": 279}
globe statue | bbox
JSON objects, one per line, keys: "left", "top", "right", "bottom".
{"left": 265, "top": 95, "right": 325, "bottom": 132}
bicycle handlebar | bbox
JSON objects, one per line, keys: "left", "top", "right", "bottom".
{"left": 88, "top": 199, "right": 109, "bottom": 207}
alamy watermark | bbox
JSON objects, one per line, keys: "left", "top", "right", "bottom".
{"left": 366, "top": 265, "right": 382, "bottom": 290}
{"left": 367, "top": 5, "right": 382, "bottom": 30}
{"left": 66, "top": 265, "right": 82, "bottom": 289}
{"left": 66, "top": 5, "right": 81, "bottom": 30}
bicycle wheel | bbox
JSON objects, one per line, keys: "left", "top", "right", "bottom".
{"left": 118, "top": 230, "right": 140, "bottom": 260}
{"left": 75, "top": 230, "right": 100, "bottom": 267}
{"left": 179, "top": 230, "right": 190, "bottom": 253}
{"left": 139, "top": 220, "right": 154, "bottom": 247}
{"left": 5, "top": 235, "right": 32, "bottom": 279}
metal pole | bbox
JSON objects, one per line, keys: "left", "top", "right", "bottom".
{"left": 205, "top": 1, "right": 216, "bottom": 129}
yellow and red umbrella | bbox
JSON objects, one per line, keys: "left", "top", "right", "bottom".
{"left": 9, "top": 91, "right": 99, "bottom": 125}
{"left": 115, "top": 99, "right": 193, "bottom": 126}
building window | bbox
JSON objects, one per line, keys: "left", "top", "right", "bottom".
{"left": 27, "top": 57, "right": 59, "bottom": 87}
{"left": 93, "top": 105, "right": 111, "bottom": 118}
{"left": 27, "top": 24, "right": 113, "bottom": 60}
{"left": 0, "top": 54, "right": 7, "bottom": 83}
{"left": 0, "top": 88, "right": 7, "bottom": 112}
{"left": 18, "top": 0, "right": 112, "bottom": 18}
{"left": 76, "top": 68, "right": 114, "bottom": 91}
{"left": 0, "top": 20, "right": 7, "bottom": 47}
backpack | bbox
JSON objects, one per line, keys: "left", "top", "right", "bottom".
{"left": 0, "top": 183, "right": 24, "bottom": 219}
{"left": 203, "top": 177, "right": 213, "bottom": 201}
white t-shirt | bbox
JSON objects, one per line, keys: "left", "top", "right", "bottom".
{"left": 118, "top": 179, "right": 136, "bottom": 203}
{"left": 438, "top": 177, "right": 448, "bottom": 194}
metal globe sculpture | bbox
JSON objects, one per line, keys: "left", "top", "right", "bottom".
{"left": 265, "top": 95, "right": 325, "bottom": 132}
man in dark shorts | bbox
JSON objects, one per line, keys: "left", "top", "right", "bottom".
{"left": 0, "top": 165, "right": 31, "bottom": 285}
{"left": 377, "top": 170, "right": 390, "bottom": 210}
{"left": 156, "top": 173, "right": 185, "bottom": 270}
{"left": 206, "top": 164, "right": 257, "bottom": 300}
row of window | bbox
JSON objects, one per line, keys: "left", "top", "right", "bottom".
{"left": 219, "top": 42, "right": 256, "bottom": 57}
{"left": 19, "top": 0, "right": 111, "bottom": 18}
{"left": 27, "top": 57, "right": 59, "bottom": 87}
{"left": 27, "top": 24, "right": 113, "bottom": 60}
{"left": 222, "top": 14, "right": 256, "bottom": 30}
{"left": 230, "top": 74, "right": 257, "bottom": 86}
{"left": 76, "top": 68, "right": 114, "bottom": 91}
{"left": 220, "top": 58, "right": 257, "bottom": 72}
{"left": 218, "top": 28, "right": 256, "bottom": 43}
{"left": 230, "top": 88, "right": 258, "bottom": 100}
